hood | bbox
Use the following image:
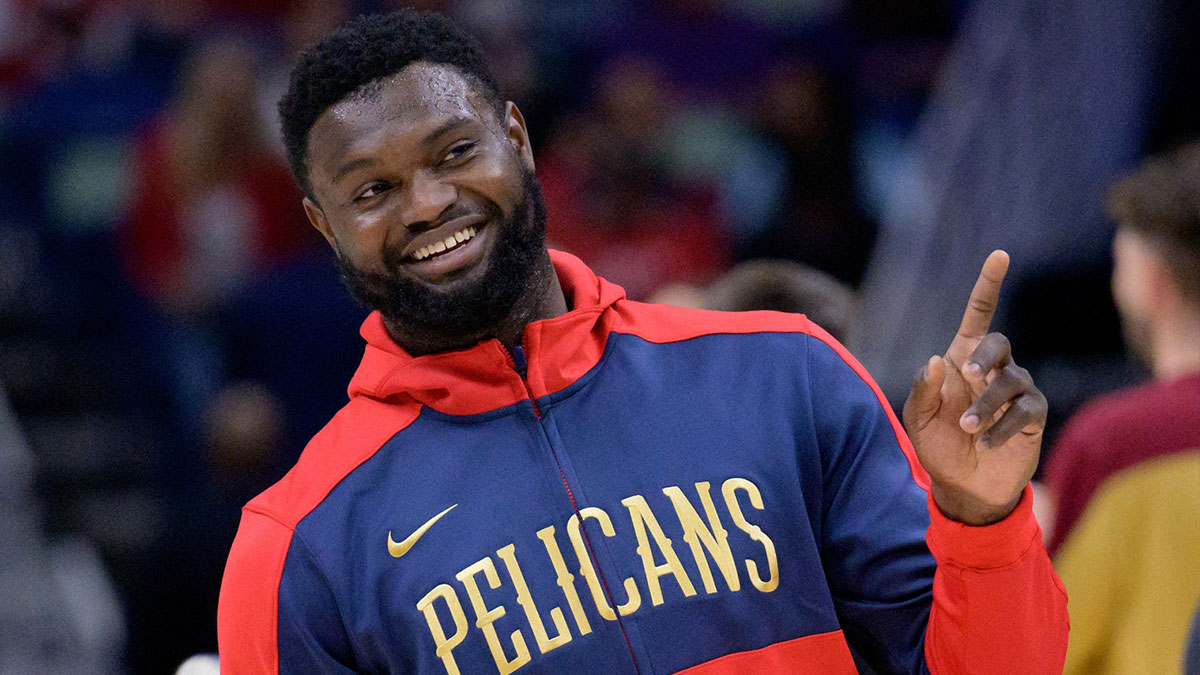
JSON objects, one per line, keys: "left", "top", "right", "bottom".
{"left": 346, "top": 250, "right": 627, "bottom": 416}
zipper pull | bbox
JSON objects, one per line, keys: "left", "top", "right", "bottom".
{"left": 508, "top": 344, "right": 528, "bottom": 377}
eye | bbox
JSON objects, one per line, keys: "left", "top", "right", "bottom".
{"left": 439, "top": 141, "right": 477, "bottom": 166}
{"left": 354, "top": 181, "right": 392, "bottom": 202}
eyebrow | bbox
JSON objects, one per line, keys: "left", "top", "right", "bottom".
{"left": 332, "top": 156, "right": 377, "bottom": 184}
{"left": 330, "top": 116, "right": 477, "bottom": 185}
{"left": 427, "top": 115, "right": 474, "bottom": 142}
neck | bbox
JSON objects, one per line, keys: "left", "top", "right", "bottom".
{"left": 1152, "top": 306, "right": 1200, "bottom": 380}
{"left": 383, "top": 253, "right": 568, "bottom": 357}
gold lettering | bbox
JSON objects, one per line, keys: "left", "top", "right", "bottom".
{"left": 536, "top": 526, "right": 592, "bottom": 636}
{"left": 416, "top": 584, "right": 469, "bottom": 675}
{"left": 567, "top": 508, "right": 642, "bottom": 619}
{"left": 621, "top": 495, "right": 697, "bottom": 605}
{"left": 496, "top": 543, "right": 572, "bottom": 654}
{"left": 455, "top": 557, "right": 532, "bottom": 675}
{"left": 721, "top": 477, "right": 779, "bottom": 593}
{"left": 663, "top": 483, "right": 741, "bottom": 594}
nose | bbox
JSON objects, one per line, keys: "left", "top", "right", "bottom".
{"left": 401, "top": 169, "right": 457, "bottom": 230}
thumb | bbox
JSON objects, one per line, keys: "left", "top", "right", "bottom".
{"left": 903, "top": 355, "right": 945, "bottom": 431}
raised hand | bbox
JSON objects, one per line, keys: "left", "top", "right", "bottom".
{"left": 902, "top": 251, "right": 1048, "bottom": 525}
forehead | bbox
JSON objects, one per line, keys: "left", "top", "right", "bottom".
{"left": 308, "top": 62, "right": 496, "bottom": 168}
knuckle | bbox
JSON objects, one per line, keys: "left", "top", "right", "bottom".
{"left": 1004, "top": 366, "right": 1031, "bottom": 389}
{"left": 984, "top": 383, "right": 1010, "bottom": 405}
{"left": 1015, "top": 396, "right": 1041, "bottom": 417}
{"left": 969, "top": 297, "right": 997, "bottom": 314}
{"left": 991, "top": 371, "right": 1021, "bottom": 396}
{"left": 1034, "top": 393, "right": 1049, "bottom": 418}
{"left": 988, "top": 332, "right": 1011, "bottom": 351}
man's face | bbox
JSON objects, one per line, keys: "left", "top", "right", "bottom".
{"left": 1112, "top": 227, "right": 1155, "bottom": 363}
{"left": 303, "top": 62, "right": 546, "bottom": 347}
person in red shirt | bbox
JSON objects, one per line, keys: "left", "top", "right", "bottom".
{"left": 120, "top": 39, "right": 312, "bottom": 317}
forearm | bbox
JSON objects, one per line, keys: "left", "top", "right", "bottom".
{"left": 922, "top": 485, "right": 1068, "bottom": 674}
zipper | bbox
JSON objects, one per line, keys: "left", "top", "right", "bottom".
{"left": 505, "top": 344, "right": 542, "bottom": 417}
{"left": 503, "top": 343, "right": 642, "bottom": 674}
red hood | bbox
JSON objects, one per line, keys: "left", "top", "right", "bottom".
{"left": 347, "top": 250, "right": 627, "bottom": 415}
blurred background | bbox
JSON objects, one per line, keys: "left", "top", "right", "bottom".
{"left": 0, "top": 0, "right": 1196, "bottom": 672}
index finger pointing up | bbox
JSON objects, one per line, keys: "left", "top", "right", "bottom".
{"left": 948, "top": 250, "right": 1010, "bottom": 359}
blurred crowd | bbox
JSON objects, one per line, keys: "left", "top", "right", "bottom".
{"left": 0, "top": 0, "right": 1196, "bottom": 673}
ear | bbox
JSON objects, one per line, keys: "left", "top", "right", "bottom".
{"left": 303, "top": 196, "right": 337, "bottom": 250}
{"left": 504, "top": 101, "right": 535, "bottom": 173}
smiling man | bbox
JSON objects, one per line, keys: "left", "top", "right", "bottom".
{"left": 217, "top": 10, "right": 1067, "bottom": 675}
{"left": 299, "top": 56, "right": 560, "bottom": 357}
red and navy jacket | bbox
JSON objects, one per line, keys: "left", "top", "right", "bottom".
{"left": 218, "top": 251, "right": 1068, "bottom": 674}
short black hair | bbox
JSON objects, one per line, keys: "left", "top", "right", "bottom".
{"left": 278, "top": 9, "right": 503, "bottom": 198}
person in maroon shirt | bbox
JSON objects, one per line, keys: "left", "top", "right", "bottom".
{"left": 1042, "top": 141, "right": 1200, "bottom": 674}
{"left": 1044, "top": 142, "right": 1200, "bottom": 555}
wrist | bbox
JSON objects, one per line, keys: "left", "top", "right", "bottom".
{"left": 930, "top": 482, "right": 1024, "bottom": 526}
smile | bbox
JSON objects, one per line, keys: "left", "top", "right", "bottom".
{"left": 410, "top": 226, "right": 479, "bottom": 261}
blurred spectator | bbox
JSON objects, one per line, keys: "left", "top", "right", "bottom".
{"left": 708, "top": 259, "right": 854, "bottom": 339}
{"left": 218, "top": 250, "right": 366, "bottom": 457}
{"left": 447, "top": 0, "right": 538, "bottom": 106}
{"left": 650, "top": 259, "right": 855, "bottom": 341}
{"left": 204, "top": 381, "right": 286, "bottom": 492}
{"left": 733, "top": 56, "right": 876, "bottom": 286}
{"left": 1043, "top": 142, "right": 1200, "bottom": 675}
{"left": 258, "top": 0, "right": 354, "bottom": 150}
{"left": 594, "top": 0, "right": 783, "bottom": 106}
{"left": 119, "top": 38, "right": 312, "bottom": 318}
{"left": 0, "top": 381, "right": 122, "bottom": 674}
{"left": 127, "top": 381, "right": 287, "bottom": 673}
{"left": 539, "top": 57, "right": 728, "bottom": 299}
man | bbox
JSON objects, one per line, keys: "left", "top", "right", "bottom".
{"left": 218, "top": 11, "right": 1067, "bottom": 674}
{"left": 1043, "top": 142, "right": 1200, "bottom": 675}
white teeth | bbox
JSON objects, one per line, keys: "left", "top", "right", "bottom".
{"left": 410, "top": 226, "right": 479, "bottom": 261}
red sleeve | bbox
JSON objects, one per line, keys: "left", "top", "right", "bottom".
{"left": 923, "top": 485, "right": 1069, "bottom": 674}
{"left": 217, "top": 509, "right": 293, "bottom": 674}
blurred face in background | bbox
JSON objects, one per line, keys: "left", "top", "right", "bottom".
{"left": 1111, "top": 227, "right": 1158, "bottom": 363}
{"left": 301, "top": 62, "right": 548, "bottom": 348}
{"left": 177, "top": 41, "right": 263, "bottom": 154}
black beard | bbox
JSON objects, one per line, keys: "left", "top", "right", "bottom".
{"left": 335, "top": 169, "right": 549, "bottom": 352}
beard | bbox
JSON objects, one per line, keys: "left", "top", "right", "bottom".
{"left": 334, "top": 168, "right": 550, "bottom": 351}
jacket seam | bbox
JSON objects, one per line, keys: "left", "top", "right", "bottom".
{"left": 238, "top": 506, "right": 359, "bottom": 670}
{"left": 285, "top": 523, "right": 361, "bottom": 669}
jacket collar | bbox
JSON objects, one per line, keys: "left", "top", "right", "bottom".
{"left": 347, "top": 250, "right": 626, "bottom": 415}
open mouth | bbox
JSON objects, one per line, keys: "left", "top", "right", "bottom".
{"left": 409, "top": 225, "right": 479, "bottom": 261}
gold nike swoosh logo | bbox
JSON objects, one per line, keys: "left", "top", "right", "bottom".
{"left": 387, "top": 504, "right": 458, "bottom": 558}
